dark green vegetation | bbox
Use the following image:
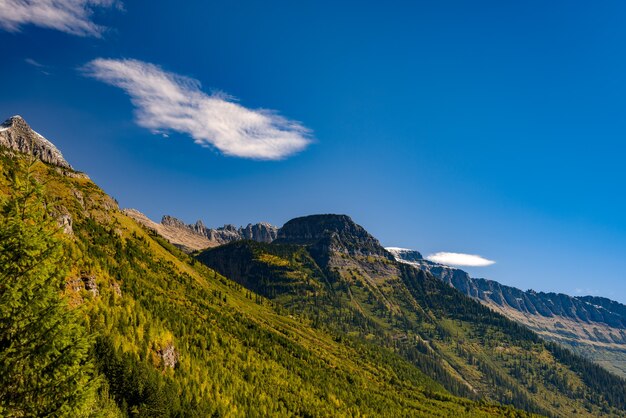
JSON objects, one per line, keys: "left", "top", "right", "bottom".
{"left": 0, "top": 160, "right": 100, "bottom": 417}
{"left": 0, "top": 153, "right": 540, "bottom": 415}
{"left": 198, "top": 215, "right": 626, "bottom": 417}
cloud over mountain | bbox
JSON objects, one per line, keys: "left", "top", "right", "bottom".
{"left": 426, "top": 252, "right": 495, "bottom": 267}
{"left": 83, "top": 58, "right": 312, "bottom": 160}
{"left": 0, "top": 0, "right": 121, "bottom": 37}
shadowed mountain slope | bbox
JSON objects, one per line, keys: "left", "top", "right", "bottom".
{"left": 388, "top": 248, "right": 626, "bottom": 379}
{"left": 199, "top": 215, "right": 626, "bottom": 417}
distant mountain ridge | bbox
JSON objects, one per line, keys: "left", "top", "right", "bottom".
{"left": 123, "top": 209, "right": 277, "bottom": 252}
{"left": 162, "top": 215, "right": 278, "bottom": 245}
{"left": 387, "top": 247, "right": 626, "bottom": 378}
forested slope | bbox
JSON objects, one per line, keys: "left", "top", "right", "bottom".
{"left": 0, "top": 150, "right": 532, "bottom": 416}
{"left": 198, "top": 215, "right": 626, "bottom": 417}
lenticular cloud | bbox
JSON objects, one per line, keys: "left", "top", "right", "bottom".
{"left": 0, "top": 0, "right": 120, "bottom": 37}
{"left": 83, "top": 58, "right": 312, "bottom": 160}
{"left": 426, "top": 252, "right": 495, "bottom": 267}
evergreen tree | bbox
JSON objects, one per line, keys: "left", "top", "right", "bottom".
{"left": 0, "top": 160, "right": 97, "bottom": 417}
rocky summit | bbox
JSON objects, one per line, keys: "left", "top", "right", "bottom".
{"left": 0, "top": 116, "right": 71, "bottom": 169}
{"left": 275, "top": 214, "right": 392, "bottom": 258}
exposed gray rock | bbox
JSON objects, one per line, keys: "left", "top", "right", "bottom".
{"left": 385, "top": 247, "right": 423, "bottom": 262}
{"left": 110, "top": 281, "right": 122, "bottom": 297}
{"left": 241, "top": 222, "right": 278, "bottom": 243}
{"left": 58, "top": 213, "right": 73, "bottom": 235}
{"left": 161, "top": 215, "right": 278, "bottom": 245}
{"left": 65, "top": 274, "right": 99, "bottom": 298}
{"left": 0, "top": 116, "right": 72, "bottom": 169}
{"left": 158, "top": 342, "right": 179, "bottom": 369}
{"left": 275, "top": 214, "right": 392, "bottom": 258}
{"left": 81, "top": 275, "right": 99, "bottom": 297}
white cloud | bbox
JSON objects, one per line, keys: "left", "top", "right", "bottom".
{"left": 426, "top": 252, "right": 495, "bottom": 267}
{"left": 25, "top": 58, "right": 43, "bottom": 67}
{"left": 82, "top": 58, "right": 312, "bottom": 160}
{"left": 0, "top": 0, "right": 120, "bottom": 37}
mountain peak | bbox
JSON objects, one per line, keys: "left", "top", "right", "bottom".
{"left": 0, "top": 115, "right": 72, "bottom": 169}
{"left": 276, "top": 214, "right": 390, "bottom": 257}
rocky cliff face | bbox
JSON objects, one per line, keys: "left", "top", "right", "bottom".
{"left": 0, "top": 116, "right": 72, "bottom": 169}
{"left": 386, "top": 248, "right": 479, "bottom": 295}
{"left": 388, "top": 246, "right": 626, "bottom": 377}
{"left": 275, "top": 214, "right": 392, "bottom": 259}
{"left": 161, "top": 215, "right": 278, "bottom": 245}
{"left": 125, "top": 209, "right": 278, "bottom": 252}
{"left": 391, "top": 247, "right": 626, "bottom": 329}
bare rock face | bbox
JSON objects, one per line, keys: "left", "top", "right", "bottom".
{"left": 81, "top": 275, "right": 99, "bottom": 297}
{"left": 0, "top": 116, "right": 72, "bottom": 169}
{"left": 241, "top": 222, "right": 278, "bottom": 243}
{"left": 275, "top": 214, "right": 391, "bottom": 258}
{"left": 66, "top": 274, "right": 99, "bottom": 299}
{"left": 160, "top": 214, "right": 278, "bottom": 246}
{"left": 110, "top": 281, "right": 122, "bottom": 297}
{"left": 158, "top": 342, "right": 179, "bottom": 369}
{"left": 58, "top": 213, "right": 73, "bottom": 235}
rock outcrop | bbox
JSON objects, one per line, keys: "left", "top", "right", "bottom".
{"left": 158, "top": 342, "right": 179, "bottom": 369}
{"left": 57, "top": 213, "right": 73, "bottom": 235}
{"left": 66, "top": 274, "right": 99, "bottom": 299}
{"left": 0, "top": 116, "right": 72, "bottom": 169}
{"left": 124, "top": 209, "right": 278, "bottom": 252}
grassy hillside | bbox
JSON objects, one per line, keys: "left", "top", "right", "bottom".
{"left": 0, "top": 152, "right": 538, "bottom": 416}
{"left": 198, "top": 232, "right": 626, "bottom": 417}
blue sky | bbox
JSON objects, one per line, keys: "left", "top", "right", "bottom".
{"left": 1, "top": 0, "right": 626, "bottom": 302}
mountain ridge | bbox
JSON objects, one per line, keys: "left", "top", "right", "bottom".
{"left": 123, "top": 209, "right": 278, "bottom": 252}
{"left": 388, "top": 247, "right": 626, "bottom": 378}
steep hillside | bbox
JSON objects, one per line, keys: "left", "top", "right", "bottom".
{"left": 388, "top": 248, "right": 626, "bottom": 378}
{"left": 199, "top": 215, "right": 626, "bottom": 417}
{"left": 0, "top": 118, "right": 530, "bottom": 416}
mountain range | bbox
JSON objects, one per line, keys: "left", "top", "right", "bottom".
{"left": 387, "top": 248, "right": 626, "bottom": 378}
{"left": 1, "top": 115, "right": 626, "bottom": 417}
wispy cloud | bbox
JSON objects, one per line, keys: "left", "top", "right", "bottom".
{"left": 427, "top": 252, "right": 495, "bottom": 267}
{"left": 0, "top": 0, "right": 121, "bottom": 37}
{"left": 82, "top": 58, "right": 312, "bottom": 160}
{"left": 25, "top": 58, "right": 51, "bottom": 75}
{"left": 25, "top": 58, "right": 44, "bottom": 68}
